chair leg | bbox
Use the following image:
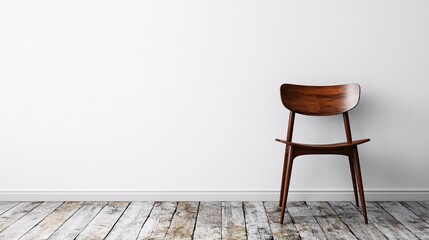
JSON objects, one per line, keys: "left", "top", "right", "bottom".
{"left": 348, "top": 156, "right": 359, "bottom": 207}
{"left": 279, "top": 147, "right": 289, "bottom": 207}
{"left": 353, "top": 146, "right": 368, "bottom": 224}
{"left": 280, "top": 146, "right": 294, "bottom": 224}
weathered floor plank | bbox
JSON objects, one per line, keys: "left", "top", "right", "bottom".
{"left": 75, "top": 201, "right": 129, "bottom": 240}
{"left": 307, "top": 201, "right": 357, "bottom": 240}
{"left": 401, "top": 201, "right": 429, "bottom": 224}
{"left": 263, "top": 201, "right": 300, "bottom": 240}
{"left": 0, "top": 201, "right": 62, "bottom": 239}
{"left": 48, "top": 202, "right": 107, "bottom": 240}
{"left": 165, "top": 201, "right": 199, "bottom": 240}
{"left": 419, "top": 201, "right": 429, "bottom": 210}
{"left": 243, "top": 201, "right": 273, "bottom": 240}
{"left": 378, "top": 201, "right": 429, "bottom": 240}
{"left": 105, "top": 201, "right": 154, "bottom": 240}
{"left": 328, "top": 201, "right": 386, "bottom": 240}
{"left": 137, "top": 201, "right": 177, "bottom": 240}
{"left": 0, "top": 202, "right": 42, "bottom": 233}
{"left": 20, "top": 202, "right": 83, "bottom": 240}
{"left": 352, "top": 201, "right": 418, "bottom": 240}
{"left": 287, "top": 201, "right": 327, "bottom": 240}
{"left": 0, "top": 202, "right": 20, "bottom": 216}
{"left": 193, "top": 201, "right": 222, "bottom": 240}
{"left": 0, "top": 201, "right": 426, "bottom": 239}
{"left": 0, "top": 202, "right": 42, "bottom": 232}
{"left": 222, "top": 201, "right": 246, "bottom": 240}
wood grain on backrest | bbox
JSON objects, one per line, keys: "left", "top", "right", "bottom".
{"left": 280, "top": 83, "right": 360, "bottom": 116}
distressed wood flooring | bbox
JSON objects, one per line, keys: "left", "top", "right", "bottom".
{"left": 0, "top": 201, "right": 428, "bottom": 239}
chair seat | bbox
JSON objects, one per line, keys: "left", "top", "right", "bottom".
{"left": 275, "top": 138, "right": 370, "bottom": 149}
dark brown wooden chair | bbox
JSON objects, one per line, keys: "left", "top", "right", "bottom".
{"left": 276, "top": 83, "right": 369, "bottom": 224}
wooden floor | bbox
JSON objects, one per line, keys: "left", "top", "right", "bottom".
{"left": 0, "top": 201, "right": 428, "bottom": 239}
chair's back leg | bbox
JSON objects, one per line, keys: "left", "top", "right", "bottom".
{"left": 348, "top": 155, "right": 359, "bottom": 207}
{"left": 280, "top": 146, "right": 295, "bottom": 224}
{"left": 279, "top": 149, "right": 289, "bottom": 208}
{"left": 353, "top": 146, "right": 368, "bottom": 224}
{"left": 344, "top": 112, "right": 367, "bottom": 221}
{"left": 279, "top": 111, "right": 295, "bottom": 207}
{"left": 343, "top": 112, "right": 353, "bottom": 142}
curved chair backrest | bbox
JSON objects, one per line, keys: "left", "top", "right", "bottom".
{"left": 280, "top": 83, "right": 361, "bottom": 116}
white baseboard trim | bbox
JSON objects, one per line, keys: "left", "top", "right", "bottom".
{"left": 0, "top": 189, "right": 428, "bottom": 201}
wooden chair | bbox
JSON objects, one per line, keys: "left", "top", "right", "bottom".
{"left": 276, "top": 83, "right": 370, "bottom": 224}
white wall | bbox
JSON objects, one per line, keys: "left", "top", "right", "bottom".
{"left": 1, "top": 0, "right": 428, "bottom": 201}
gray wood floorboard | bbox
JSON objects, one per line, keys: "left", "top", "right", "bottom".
{"left": 136, "top": 201, "right": 177, "bottom": 240}
{"left": 0, "top": 202, "right": 42, "bottom": 233}
{"left": 105, "top": 201, "right": 154, "bottom": 240}
{"left": 352, "top": 201, "right": 418, "bottom": 240}
{"left": 0, "top": 202, "right": 20, "bottom": 216}
{"left": 222, "top": 201, "right": 246, "bottom": 240}
{"left": 48, "top": 201, "right": 107, "bottom": 240}
{"left": 0, "top": 201, "right": 62, "bottom": 239}
{"left": 0, "top": 201, "right": 426, "bottom": 240}
{"left": 243, "top": 201, "right": 273, "bottom": 240}
{"left": 328, "top": 201, "right": 386, "bottom": 240}
{"left": 194, "top": 201, "right": 222, "bottom": 240}
{"left": 75, "top": 201, "right": 129, "bottom": 240}
{"left": 263, "top": 201, "right": 300, "bottom": 240}
{"left": 419, "top": 201, "right": 429, "bottom": 210}
{"left": 20, "top": 202, "right": 83, "bottom": 240}
{"left": 287, "top": 201, "right": 327, "bottom": 240}
{"left": 307, "top": 201, "right": 357, "bottom": 240}
{"left": 378, "top": 201, "right": 429, "bottom": 240}
{"left": 401, "top": 201, "right": 429, "bottom": 225}
{"left": 165, "top": 201, "right": 199, "bottom": 240}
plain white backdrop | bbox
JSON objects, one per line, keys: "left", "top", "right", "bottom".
{"left": 0, "top": 0, "right": 428, "bottom": 200}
